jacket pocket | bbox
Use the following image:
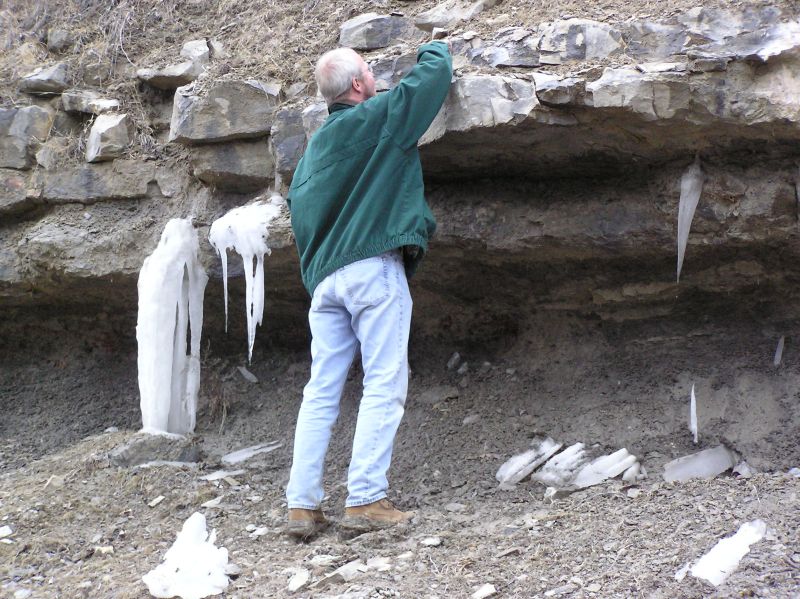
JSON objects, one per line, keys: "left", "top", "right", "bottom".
{"left": 339, "top": 255, "right": 390, "bottom": 306}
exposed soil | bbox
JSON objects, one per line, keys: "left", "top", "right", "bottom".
{"left": 1, "top": 307, "right": 799, "bottom": 598}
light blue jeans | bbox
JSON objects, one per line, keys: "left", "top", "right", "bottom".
{"left": 286, "top": 250, "right": 412, "bottom": 509}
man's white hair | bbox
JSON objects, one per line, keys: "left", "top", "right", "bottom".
{"left": 315, "top": 47, "right": 363, "bottom": 106}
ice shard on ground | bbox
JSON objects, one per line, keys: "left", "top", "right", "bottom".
{"left": 137, "top": 219, "right": 208, "bottom": 435}
{"left": 208, "top": 199, "right": 283, "bottom": 363}
{"left": 690, "top": 519, "right": 767, "bottom": 586}
{"left": 142, "top": 512, "right": 230, "bottom": 599}
{"left": 676, "top": 155, "right": 704, "bottom": 282}
{"left": 496, "top": 436, "right": 562, "bottom": 488}
{"left": 573, "top": 448, "right": 638, "bottom": 488}
{"left": 532, "top": 443, "right": 588, "bottom": 488}
{"left": 663, "top": 445, "right": 737, "bottom": 483}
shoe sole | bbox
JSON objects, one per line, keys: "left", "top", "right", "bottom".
{"left": 285, "top": 520, "right": 329, "bottom": 540}
{"left": 339, "top": 514, "right": 413, "bottom": 532}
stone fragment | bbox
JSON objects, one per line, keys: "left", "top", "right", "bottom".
{"left": 1, "top": 106, "right": 54, "bottom": 169}
{"left": 148, "top": 495, "right": 165, "bottom": 508}
{"left": 447, "top": 352, "right": 461, "bottom": 370}
{"left": 301, "top": 102, "right": 328, "bottom": 139}
{"left": 34, "top": 138, "right": 69, "bottom": 170}
{"left": 623, "top": 21, "right": 688, "bottom": 59}
{"left": 180, "top": 39, "right": 210, "bottom": 63}
{"left": 536, "top": 77, "right": 585, "bottom": 106}
{"left": 61, "top": 90, "right": 120, "bottom": 114}
{"left": 415, "top": 0, "right": 492, "bottom": 32}
{"left": 170, "top": 80, "right": 281, "bottom": 144}
{"left": 496, "top": 436, "right": 562, "bottom": 488}
{"left": 109, "top": 433, "right": 201, "bottom": 468}
{"left": 339, "top": 13, "right": 421, "bottom": 50}
{"left": 270, "top": 108, "right": 306, "bottom": 182}
{"left": 663, "top": 445, "right": 738, "bottom": 482}
{"left": 46, "top": 29, "right": 73, "bottom": 52}
{"left": 221, "top": 441, "right": 282, "bottom": 464}
{"left": 417, "top": 385, "right": 458, "bottom": 405}
{"left": 31, "top": 159, "right": 155, "bottom": 203}
{"left": 137, "top": 61, "right": 203, "bottom": 90}
{"left": 209, "top": 39, "right": 228, "bottom": 59}
{"left": 585, "top": 67, "right": 690, "bottom": 121}
{"left": 539, "top": 19, "right": 623, "bottom": 65}
{"left": 86, "top": 113, "right": 133, "bottom": 162}
{"left": 420, "top": 536, "right": 442, "bottom": 546}
{"left": 0, "top": 169, "right": 35, "bottom": 214}
{"left": 0, "top": 525, "right": 12, "bottom": 538}
{"left": 190, "top": 139, "right": 273, "bottom": 192}
{"left": 19, "top": 63, "right": 69, "bottom": 94}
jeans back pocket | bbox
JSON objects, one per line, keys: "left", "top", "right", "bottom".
{"left": 339, "top": 255, "right": 391, "bottom": 306}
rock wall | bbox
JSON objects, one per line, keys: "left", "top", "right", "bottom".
{"left": 2, "top": 5, "right": 800, "bottom": 348}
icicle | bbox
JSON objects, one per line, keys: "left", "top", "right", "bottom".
{"left": 773, "top": 335, "right": 785, "bottom": 367}
{"left": 676, "top": 155, "right": 705, "bottom": 282}
{"left": 689, "top": 384, "right": 698, "bottom": 444}
{"left": 137, "top": 219, "right": 208, "bottom": 435}
{"left": 209, "top": 199, "right": 283, "bottom": 363}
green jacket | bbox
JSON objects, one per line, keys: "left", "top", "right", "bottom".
{"left": 287, "top": 41, "right": 453, "bottom": 296}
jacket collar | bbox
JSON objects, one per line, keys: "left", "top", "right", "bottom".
{"left": 328, "top": 102, "right": 357, "bottom": 114}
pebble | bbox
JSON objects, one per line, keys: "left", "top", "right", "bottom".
{"left": 586, "top": 583, "right": 602, "bottom": 592}
{"left": 462, "top": 414, "right": 480, "bottom": 425}
{"left": 420, "top": 536, "right": 442, "bottom": 547}
{"left": 445, "top": 502, "right": 466, "bottom": 512}
{"left": 447, "top": 352, "right": 461, "bottom": 370}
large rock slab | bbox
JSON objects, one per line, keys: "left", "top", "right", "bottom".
{"left": 0, "top": 169, "right": 35, "bottom": 215}
{"left": 137, "top": 61, "right": 203, "bottom": 90}
{"left": 61, "top": 90, "right": 120, "bottom": 115}
{"left": 18, "top": 63, "right": 69, "bottom": 94}
{"left": 414, "top": 0, "right": 493, "bottom": 32}
{"left": 30, "top": 160, "right": 155, "bottom": 203}
{"left": 339, "top": 13, "right": 422, "bottom": 50}
{"left": 191, "top": 139, "right": 273, "bottom": 192}
{"left": 0, "top": 106, "right": 54, "bottom": 170}
{"left": 86, "top": 113, "right": 133, "bottom": 163}
{"left": 169, "top": 80, "right": 282, "bottom": 144}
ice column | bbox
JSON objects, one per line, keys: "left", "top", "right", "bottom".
{"left": 676, "top": 155, "right": 705, "bottom": 282}
{"left": 137, "top": 219, "right": 208, "bottom": 435}
{"left": 208, "top": 199, "right": 283, "bottom": 363}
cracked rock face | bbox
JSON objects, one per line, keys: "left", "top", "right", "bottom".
{"left": 1, "top": 5, "right": 800, "bottom": 338}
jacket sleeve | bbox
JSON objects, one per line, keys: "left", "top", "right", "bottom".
{"left": 384, "top": 41, "right": 453, "bottom": 150}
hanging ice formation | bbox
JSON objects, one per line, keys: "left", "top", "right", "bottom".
{"left": 208, "top": 199, "right": 283, "bottom": 363}
{"left": 676, "top": 155, "right": 705, "bottom": 282}
{"left": 689, "top": 384, "right": 698, "bottom": 444}
{"left": 137, "top": 219, "right": 208, "bottom": 435}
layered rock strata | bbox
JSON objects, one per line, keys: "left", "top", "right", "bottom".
{"left": 1, "top": 6, "right": 799, "bottom": 337}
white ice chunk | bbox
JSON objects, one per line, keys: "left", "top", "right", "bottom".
{"left": 689, "top": 384, "right": 698, "bottom": 444}
{"left": 676, "top": 155, "right": 705, "bottom": 282}
{"left": 137, "top": 219, "right": 208, "bottom": 435}
{"left": 221, "top": 441, "right": 282, "bottom": 465}
{"left": 663, "top": 445, "right": 737, "bottom": 483}
{"left": 622, "top": 462, "right": 642, "bottom": 482}
{"left": 773, "top": 336, "right": 785, "bottom": 367}
{"left": 208, "top": 200, "right": 282, "bottom": 363}
{"left": 198, "top": 469, "right": 246, "bottom": 482}
{"left": 690, "top": 519, "right": 767, "bottom": 586}
{"left": 496, "top": 436, "right": 562, "bottom": 488}
{"left": 573, "top": 448, "right": 638, "bottom": 488}
{"left": 532, "top": 443, "right": 588, "bottom": 488}
{"left": 142, "top": 512, "right": 230, "bottom": 599}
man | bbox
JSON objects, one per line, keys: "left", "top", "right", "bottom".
{"left": 285, "top": 40, "right": 452, "bottom": 538}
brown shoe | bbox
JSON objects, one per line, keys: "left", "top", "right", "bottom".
{"left": 286, "top": 508, "right": 328, "bottom": 539}
{"left": 340, "top": 499, "right": 414, "bottom": 532}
